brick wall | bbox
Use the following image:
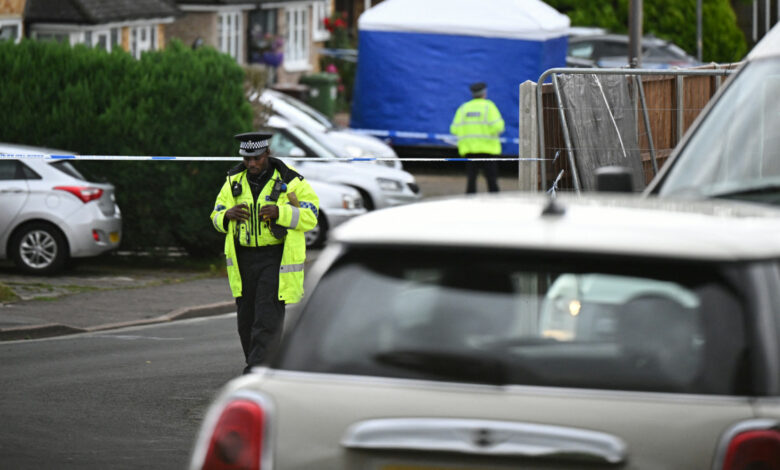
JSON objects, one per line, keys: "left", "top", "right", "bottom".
{"left": 165, "top": 11, "right": 216, "bottom": 50}
{"left": 0, "top": 0, "right": 25, "bottom": 15}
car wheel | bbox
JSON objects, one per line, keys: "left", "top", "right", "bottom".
{"left": 10, "top": 222, "right": 68, "bottom": 275}
{"left": 354, "top": 188, "right": 375, "bottom": 211}
{"left": 305, "top": 211, "right": 328, "bottom": 248}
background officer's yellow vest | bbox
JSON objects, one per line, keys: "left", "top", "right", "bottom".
{"left": 450, "top": 98, "right": 505, "bottom": 156}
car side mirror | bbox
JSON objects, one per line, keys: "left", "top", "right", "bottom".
{"left": 595, "top": 166, "right": 634, "bottom": 192}
{"left": 288, "top": 147, "right": 306, "bottom": 158}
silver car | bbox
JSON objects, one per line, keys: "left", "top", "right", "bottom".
{"left": 305, "top": 179, "right": 366, "bottom": 248}
{"left": 252, "top": 88, "right": 403, "bottom": 170}
{"left": 264, "top": 115, "right": 422, "bottom": 210}
{"left": 191, "top": 193, "right": 780, "bottom": 470}
{"left": 0, "top": 144, "right": 121, "bottom": 274}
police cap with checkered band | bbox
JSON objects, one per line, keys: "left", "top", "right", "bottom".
{"left": 235, "top": 132, "right": 272, "bottom": 157}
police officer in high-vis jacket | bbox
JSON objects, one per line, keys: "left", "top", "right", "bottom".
{"left": 450, "top": 82, "right": 505, "bottom": 194}
{"left": 210, "top": 132, "right": 319, "bottom": 374}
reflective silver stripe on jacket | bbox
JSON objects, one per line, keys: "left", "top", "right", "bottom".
{"left": 456, "top": 134, "right": 501, "bottom": 141}
{"left": 289, "top": 206, "right": 300, "bottom": 229}
{"left": 280, "top": 263, "right": 304, "bottom": 273}
{"left": 213, "top": 214, "right": 224, "bottom": 232}
{"left": 226, "top": 257, "right": 234, "bottom": 267}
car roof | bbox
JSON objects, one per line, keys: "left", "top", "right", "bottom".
{"left": 332, "top": 193, "right": 780, "bottom": 261}
{"left": 0, "top": 142, "right": 73, "bottom": 155}
{"left": 748, "top": 23, "right": 780, "bottom": 60}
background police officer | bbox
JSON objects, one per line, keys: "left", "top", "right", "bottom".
{"left": 210, "top": 132, "right": 319, "bottom": 374}
{"left": 450, "top": 82, "right": 505, "bottom": 193}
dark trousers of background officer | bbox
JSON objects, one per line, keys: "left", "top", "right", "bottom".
{"left": 236, "top": 245, "right": 285, "bottom": 372}
{"left": 465, "top": 154, "right": 500, "bottom": 193}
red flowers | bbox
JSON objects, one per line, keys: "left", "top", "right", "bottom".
{"left": 323, "top": 13, "right": 347, "bottom": 32}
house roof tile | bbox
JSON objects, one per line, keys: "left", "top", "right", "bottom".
{"left": 25, "top": 0, "right": 180, "bottom": 24}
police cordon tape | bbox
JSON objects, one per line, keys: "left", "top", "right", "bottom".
{"left": 350, "top": 128, "right": 521, "bottom": 146}
{"left": 0, "top": 153, "right": 552, "bottom": 162}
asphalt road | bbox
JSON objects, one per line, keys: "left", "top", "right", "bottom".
{"left": 0, "top": 315, "right": 240, "bottom": 470}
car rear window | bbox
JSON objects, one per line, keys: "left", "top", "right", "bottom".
{"left": 49, "top": 161, "right": 86, "bottom": 181}
{"left": 280, "top": 247, "right": 751, "bottom": 395}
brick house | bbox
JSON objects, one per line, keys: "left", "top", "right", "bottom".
{"left": 22, "top": 0, "right": 178, "bottom": 58}
{"left": 0, "top": 0, "right": 26, "bottom": 42}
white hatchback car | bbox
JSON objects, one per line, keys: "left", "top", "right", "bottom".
{"left": 191, "top": 193, "right": 780, "bottom": 470}
{"left": 263, "top": 115, "right": 422, "bottom": 210}
{"left": 305, "top": 179, "right": 366, "bottom": 248}
{"left": 0, "top": 144, "right": 122, "bottom": 274}
{"left": 252, "top": 88, "right": 403, "bottom": 170}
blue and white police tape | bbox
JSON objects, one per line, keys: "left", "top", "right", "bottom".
{"left": 0, "top": 153, "right": 552, "bottom": 162}
{"left": 350, "top": 128, "right": 521, "bottom": 146}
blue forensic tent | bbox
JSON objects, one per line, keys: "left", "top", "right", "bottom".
{"left": 351, "top": 0, "right": 570, "bottom": 155}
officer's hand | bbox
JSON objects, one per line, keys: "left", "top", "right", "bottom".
{"left": 225, "top": 203, "right": 250, "bottom": 222}
{"left": 259, "top": 204, "right": 279, "bottom": 221}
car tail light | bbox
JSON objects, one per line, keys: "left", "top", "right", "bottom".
{"left": 721, "top": 429, "right": 780, "bottom": 470}
{"left": 201, "top": 400, "right": 265, "bottom": 470}
{"left": 54, "top": 186, "right": 103, "bottom": 203}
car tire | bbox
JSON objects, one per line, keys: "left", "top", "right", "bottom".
{"left": 305, "top": 211, "right": 328, "bottom": 248}
{"left": 10, "top": 222, "right": 69, "bottom": 275}
{"left": 354, "top": 187, "right": 375, "bottom": 211}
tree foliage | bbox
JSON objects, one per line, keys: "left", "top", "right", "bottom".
{"left": 0, "top": 39, "right": 253, "bottom": 257}
{"left": 544, "top": 0, "right": 748, "bottom": 63}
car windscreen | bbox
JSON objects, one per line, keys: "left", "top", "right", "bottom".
{"left": 279, "top": 247, "right": 751, "bottom": 395}
{"left": 268, "top": 91, "right": 333, "bottom": 132}
{"left": 49, "top": 161, "right": 86, "bottom": 181}
{"left": 657, "top": 59, "right": 780, "bottom": 205}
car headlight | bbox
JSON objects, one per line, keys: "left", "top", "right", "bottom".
{"left": 342, "top": 193, "right": 363, "bottom": 210}
{"left": 377, "top": 178, "right": 403, "bottom": 192}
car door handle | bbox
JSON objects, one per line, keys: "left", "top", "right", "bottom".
{"left": 0, "top": 188, "right": 24, "bottom": 193}
{"left": 341, "top": 418, "right": 627, "bottom": 465}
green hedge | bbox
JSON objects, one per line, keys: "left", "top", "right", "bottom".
{"left": 0, "top": 39, "right": 253, "bottom": 257}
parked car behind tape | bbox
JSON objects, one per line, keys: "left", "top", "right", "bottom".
{"left": 0, "top": 144, "right": 121, "bottom": 274}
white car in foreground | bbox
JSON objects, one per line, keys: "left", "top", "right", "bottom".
{"left": 191, "top": 192, "right": 780, "bottom": 470}
{"left": 0, "top": 144, "right": 122, "bottom": 274}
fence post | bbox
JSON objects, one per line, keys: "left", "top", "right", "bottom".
{"left": 519, "top": 80, "right": 540, "bottom": 191}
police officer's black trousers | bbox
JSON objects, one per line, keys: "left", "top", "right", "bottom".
{"left": 236, "top": 245, "right": 285, "bottom": 372}
{"left": 465, "top": 155, "right": 500, "bottom": 193}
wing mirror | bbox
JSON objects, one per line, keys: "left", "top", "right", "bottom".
{"left": 288, "top": 147, "right": 306, "bottom": 158}
{"left": 595, "top": 166, "right": 634, "bottom": 192}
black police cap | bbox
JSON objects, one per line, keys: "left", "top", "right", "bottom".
{"left": 235, "top": 132, "right": 273, "bottom": 157}
{"left": 469, "top": 82, "right": 487, "bottom": 93}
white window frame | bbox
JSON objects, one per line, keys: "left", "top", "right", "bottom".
{"left": 217, "top": 10, "right": 243, "bottom": 62}
{"left": 312, "top": 0, "right": 332, "bottom": 42}
{"left": 130, "top": 25, "right": 156, "bottom": 59}
{"left": 0, "top": 19, "right": 23, "bottom": 44}
{"left": 285, "top": 4, "right": 311, "bottom": 71}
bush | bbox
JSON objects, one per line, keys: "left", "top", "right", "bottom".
{"left": 0, "top": 39, "right": 253, "bottom": 257}
{"left": 545, "top": 0, "right": 748, "bottom": 63}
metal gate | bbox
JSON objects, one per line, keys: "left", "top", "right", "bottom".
{"left": 532, "top": 66, "right": 738, "bottom": 193}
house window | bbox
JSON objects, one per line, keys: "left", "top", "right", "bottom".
{"left": 131, "top": 25, "right": 156, "bottom": 59}
{"left": 218, "top": 10, "right": 242, "bottom": 61}
{"left": 0, "top": 20, "right": 22, "bottom": 44}
{"left": 285, "top": 5, "right": 310, "bottom": 71}
{"left": 313, "top": 0, "right": 332, "bottom": 42}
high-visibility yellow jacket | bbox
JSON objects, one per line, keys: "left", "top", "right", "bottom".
{"left": 450, "top": 98, "right": 505, "bottom": 156}
{"left": 209, "top": 158, "right": 319, "bottom": 303}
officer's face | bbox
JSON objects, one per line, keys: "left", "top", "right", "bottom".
{"left": 244, "top": 149, "right": 269, "bottom": 174}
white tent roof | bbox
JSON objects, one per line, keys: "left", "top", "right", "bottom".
{"left": 358, "top": 0, "right": 570, "bottom": 41}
